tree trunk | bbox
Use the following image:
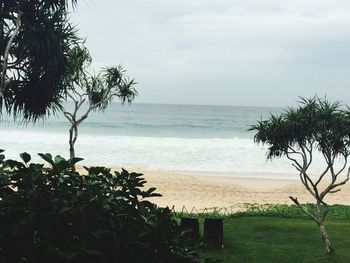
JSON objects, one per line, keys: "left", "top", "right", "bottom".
{"left": 1, "top": 11, "right": 22, "bottom": 95}
{"left": 69, "top": 126, "right": 75, "bottom": 160}
{"left": 314, "top": 201, "right": 334, "bottom": 254}
{"left": 291, "top": 197, "right": 335, "bottom": 254}
{"left": 319, "top": 223, "right": 334, "bottom": 254}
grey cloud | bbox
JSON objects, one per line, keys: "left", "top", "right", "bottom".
{"left": 71, "top": 0, "right": 350, "bottom": 107}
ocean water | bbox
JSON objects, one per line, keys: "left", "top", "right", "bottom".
{"left": 0, "top": 103, "right": 328, "bottom": 176}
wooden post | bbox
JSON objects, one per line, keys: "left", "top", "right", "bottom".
{"left": 180, "top": 217, "right": 199, "bottom": 241}
{"left": 204, "top": 217, "right": 224, "bottom": 248}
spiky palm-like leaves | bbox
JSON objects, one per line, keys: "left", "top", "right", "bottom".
{"left": 252, "top": 97, "right": 350, "bottom": 160}
{"left": 251, "top": 97, "right": 350, "bottom": 254}
{"left": 61, "top": 45, "right": 138, "bottom": 160}
{"left": 0, "top": 0, "right": 78, "bottom": 120}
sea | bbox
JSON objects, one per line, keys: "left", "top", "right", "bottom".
{"left": 0, "top": 103, "right": 329, "bottom": 178}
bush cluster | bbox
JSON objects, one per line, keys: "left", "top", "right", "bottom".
{"left": 0, "top": 151, "right": 198, "bottom": 263}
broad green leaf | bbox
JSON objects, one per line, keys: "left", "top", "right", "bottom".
{"left": 20, "top": 152, "right": 31, "bottom": 163}
{"left": 54, "top": 155, "right": 66, "bottom": 164}
{"left": 38, "top": 153, "right": 54, "bottom": 165}
{"left": 70, "top": 157, "right": 84, "bottom": 165}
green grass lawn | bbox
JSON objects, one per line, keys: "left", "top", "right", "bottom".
{"left": 199, "top": 217, "right": 350, "bottom": 263}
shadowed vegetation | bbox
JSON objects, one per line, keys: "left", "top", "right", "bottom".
{"left": 0, "top": 0, "right": 78, "bottom": 120}
{"left": 0, "top": 152, "right": 198, "bottom": 263}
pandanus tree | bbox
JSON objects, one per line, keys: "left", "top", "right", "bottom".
{"left": 60, "top": 45, "right": 137, "bottom": 160}
{"left": 0, "top": 0, "right": 78, "bottom": 120}
{"left": 251, "top": 97, "right": 350, "bottom": 254}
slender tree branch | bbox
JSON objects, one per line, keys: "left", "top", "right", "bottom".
{"left": 320, "top": 166, "right": 350, "bottom": 200}
{"left": 286, "top": 152, "right": 303, "bottom": 171}
{"left": 66, "top": 91, "right": 78, "bottom": 104}
{"left": 329, "top": 189, "right": 341, "bottom": 194}
{"left": 315, "top": 165, "right": 330, "bottom": 187}
{"left": 1, "top": 11, "right": 22, "bottom": 97}
{"left": 289, "top": 196, "right": 319, "bottom": 223}
{"left": 335, "top": 157, "right": 347, "bottom": 177}
{"left": 304, "top": 142, "right": 313, "bottom": 171}
{"left": 301, "top": 172, "right": 317, "bottom": 199}
{"left": 63, "top": 111, "right": 74, "bottom": 124}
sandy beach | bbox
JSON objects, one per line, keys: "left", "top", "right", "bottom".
{"left": 96, "top": 168, "right": 350, "bottom": 211}
{"left": 77, "top": 165, "right": 350, "bottom": 211}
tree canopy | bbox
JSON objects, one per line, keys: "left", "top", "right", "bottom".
{"left": 252, "top": 97, "right": 350, "bottom": 161}
{"left": 0, "top": 0, "right": 78, "bottom": 120}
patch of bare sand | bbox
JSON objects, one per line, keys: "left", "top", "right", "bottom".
{"left": 78, "top": 167, "right": 350, "bottom": 211}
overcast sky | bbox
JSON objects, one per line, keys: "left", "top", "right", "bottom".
{"left": 72, "top": 0, "right": 350, "bottom": 107}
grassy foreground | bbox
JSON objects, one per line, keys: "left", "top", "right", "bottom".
{"left": 200, "top": 217, "right": 350, "bottom": 262}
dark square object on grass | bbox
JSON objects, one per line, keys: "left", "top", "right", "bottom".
{"left": 204, "top": 217, "right": 224, "bottom": 248}
{"left": 180, "top": 217, "right": 200, "bottom": 241}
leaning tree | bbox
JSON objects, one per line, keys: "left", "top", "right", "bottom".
{"left": 60, "top": 45, "right": 137, "bottom": 160}
{"left": 0, "top": 0, "right": 78, "bottom": 120}
{"left": 251, "top": 97, "right": 350, "bottom": 254}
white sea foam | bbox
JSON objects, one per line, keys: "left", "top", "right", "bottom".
{"left": 1, "top": 104, "right": 346, "bottom": 180}
{"left": 0, "top": 129, "right": 334, "bottom": 176}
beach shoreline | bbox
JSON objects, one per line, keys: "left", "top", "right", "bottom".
{"left": 78, "top": 167, "right": 350, "bottom": 211}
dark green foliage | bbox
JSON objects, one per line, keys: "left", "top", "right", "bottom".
{"left": 102, "top": 66, "right": 138, "bottom": 105}
{"left": 64, "top": 45, "right": 138, "bottom": 110}
{"left": 251, "top": 97, "right": 350, "bottom": 159}
{"left": 65, "top": 45, "right": 92, "bottom": 86}
{"left": 0, "top": 152, "right": 198, "bottom": 263}
{"left": 0, "top": 0, "right": 78, "bottom": 120}
{"left": 87, "top": 65, "right": 138, "bottom": 110}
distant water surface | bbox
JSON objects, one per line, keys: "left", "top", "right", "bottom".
{"left": 0, "top": 103, "right": 326, "bottom": 176}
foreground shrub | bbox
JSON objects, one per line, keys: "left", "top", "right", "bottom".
{"left": 0, "top": 151, "right": 198, "bottom": 263}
